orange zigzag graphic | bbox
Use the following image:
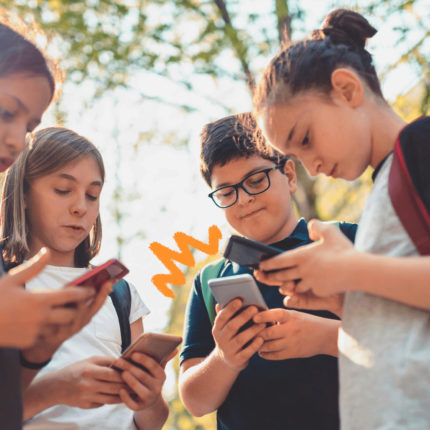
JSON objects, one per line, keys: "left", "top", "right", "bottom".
{"left": 149, "top": 225, "right": 222, "bottom": 298}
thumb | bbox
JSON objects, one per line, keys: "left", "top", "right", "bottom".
{"left": 308, "top": 219, "right": 339, "bottom": 242}
{"left": 7, "top": 248, "right": 50, "bottom": 285}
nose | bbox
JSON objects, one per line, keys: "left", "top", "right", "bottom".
{"left": 70, "top": 193, "right": 87, "bottom": 216}
{"left": 237, "top": 185, "right": 254, "bottom": 206}
{"left": 301, "top": 154, "right": 322, "bottom": 177}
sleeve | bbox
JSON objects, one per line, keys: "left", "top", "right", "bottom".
{"left": 400, "top": 116, "right": 430, "bottom": 214}
{"left": 179, "top": 274, "right": 215, "bottom": 365}
{"left": 339, "top": 222, "right": 358, "bottom": 243}
{"left": 128, "top": 282, "right": 150, "bottom": 324}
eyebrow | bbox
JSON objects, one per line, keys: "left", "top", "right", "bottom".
{"left": 215, "top": 165, "right": 272, "bottom": 188}
{"left": 287, "top": 123, "right": 296, "bottom": 144}
{"left": 57, "top": 173, "right": 103, "bottom": 187}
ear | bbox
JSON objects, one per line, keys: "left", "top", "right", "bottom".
{"left": 282, "top": 159, "right": 297, "bottom": 194}
{"left": 330, "top": 68, "right": 363, "bottom": 108}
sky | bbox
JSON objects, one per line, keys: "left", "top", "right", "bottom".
{"left": 38, "top": 0, "right": 429, "bottom": 335}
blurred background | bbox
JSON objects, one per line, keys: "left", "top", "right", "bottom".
{"left": 1, "top": 0, "right": 429, "bottom": 427}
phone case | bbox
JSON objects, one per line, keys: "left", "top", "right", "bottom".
{"left": 223, "top": 235, "right": 282, "bottom": 267}
{"left": 121, "top": 333, "right": 182, "bottom": 363}
{"left": 68, "top": 258, "right": 129, "bottom": 289}
{"left": 208, "top": 274, "right": 268, "bottom": 309}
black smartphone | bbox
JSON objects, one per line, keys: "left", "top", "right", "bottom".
{"left": 223, "top": 235, "right": 283, "bottom": 268}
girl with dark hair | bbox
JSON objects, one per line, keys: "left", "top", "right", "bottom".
{"left": 0, "top": 18, "right": 112, "bottom": 429}
{"left": 253, "top": 8, "right": 430, "bottom": 428}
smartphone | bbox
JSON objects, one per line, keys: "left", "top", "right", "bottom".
{"left": 68, "top": 258, "right": 129, "bottom": 291}
{"left": 208, "top": 273, "right": 268, "bottom": 310}
{"left": 121, "top": 332, "right": 182, "bottom": 363}
{"left": 223, "top": 235, "right": 283, "bottom": 268}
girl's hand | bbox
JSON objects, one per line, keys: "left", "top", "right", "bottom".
{"left": 253, "top": 308, "right": 340, "bottom": 360}
{"left": 52, "top": 356, "right": 125, "bottom": 409}
{"left": 283, "top": 292, "right": 344, "bottom": 318}
{"left": 255, "top": 220, "right": 356, "bottom": 297}
{"left": 212, "top": 299, "right": 265, "bottom": 372}
{"left": 21, "top": 279, "right": 113, "bottom": 363}
{"left": 112, "top": 354, "right": 170, "bottom": 411}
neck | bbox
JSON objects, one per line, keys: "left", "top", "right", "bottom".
{"left": 369, "top": 101, "right": 407, "bottom": 169}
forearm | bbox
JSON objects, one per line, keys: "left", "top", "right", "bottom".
{"left": 134, "top": 396, "right": 169, "bottom": 430}
{"left": 346, "top": 254, "right": 430, "bottom": 309}
{"left": 23, "top": 370, "right": 63, "bottom": 420}
{"left": 179, "top": 349, "right": 240, "bottom": 417}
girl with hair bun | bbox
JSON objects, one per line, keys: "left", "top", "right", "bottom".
{"left": 253, "top": 8, "right": 430, "bottom": 429}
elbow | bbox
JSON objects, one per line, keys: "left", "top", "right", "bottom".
{"left": 179, "top": 383, "right": 213, "bottom": 417}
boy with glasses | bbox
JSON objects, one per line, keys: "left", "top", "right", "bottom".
{"left": 179, "top": 113, "right": 357, "bottom": 430}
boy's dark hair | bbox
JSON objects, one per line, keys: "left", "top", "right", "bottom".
{"left": 200, "top": 112, "right": 288, "bottom": 186}
{"left": 254, "top": 9, "right": 383, "bottom": 116}
{"left": 0, "top": 22, "right": 55, "bottom": 99}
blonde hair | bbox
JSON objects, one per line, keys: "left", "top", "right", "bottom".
{"left": 0, "top": 127, "right": 105, "bottom": 267}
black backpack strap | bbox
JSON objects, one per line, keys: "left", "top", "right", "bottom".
{"left": 109, "top": 279, "right": 132, "bottom": 353}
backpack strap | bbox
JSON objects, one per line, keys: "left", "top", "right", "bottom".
{"left": 199, "top": 258, "right": 227, "bottom": 325}
{"left": 109, "top": 279, "right": 132, "bottom": 353}
{"left": 389, "top": 133, "right": 430, "bottom": 255}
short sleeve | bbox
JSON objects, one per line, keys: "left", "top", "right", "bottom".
{"left": 128, "top": 282, "right": 150, "bottom": 324}
{"left": 180, "top": 274, "right": 215, "bottom": 365}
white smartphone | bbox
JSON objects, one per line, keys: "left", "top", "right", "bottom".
{"left": 121, "top": 332, "right": 182, "bottom": 364}
{"left": 208, "top": 274, "right": 268, "bottom": 310}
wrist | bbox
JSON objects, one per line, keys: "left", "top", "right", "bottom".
{"left": 319, "top": 319, "right": 340, "bottom": 357}
{"left": 20, "top": 350, "right": 51, "bottom": 370}
{"left": 211, "top": 346, "right": 243, "bottom": 374}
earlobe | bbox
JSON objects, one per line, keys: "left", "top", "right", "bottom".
{"left": 330, "top": 68, "right": 363, "bottom": 108}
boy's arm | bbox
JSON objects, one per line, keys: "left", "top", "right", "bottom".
{"left": 179, "top": 300, "right": 264, "bottom": 417}
{"left": 256, "top": 221, "right": 430, "bottom": 310}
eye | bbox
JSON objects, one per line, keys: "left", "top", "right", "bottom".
{"left": 86, "top": 193, "right": 98, "bottom": 201}
{"left": 55, "top": 189, "right": 70, "bottom": 195}
{"left": 301, "top": 133, "right": 310, "bottom": 147}
{"left": 0, "top": 107, "right": 16, "bottom": 122}
{"left": 221, "top": 189, "right": 235, "bottom": 198}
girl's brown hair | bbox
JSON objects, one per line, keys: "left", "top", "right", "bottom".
{"left": 0, "top": 127, "right": 105, "bottom": 268}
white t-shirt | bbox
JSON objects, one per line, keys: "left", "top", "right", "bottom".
{"left": 24, "top": 264, "right": 149, "bottom": 430}
{"left": 339, "top": 154, "right": 430, "bottom": 429}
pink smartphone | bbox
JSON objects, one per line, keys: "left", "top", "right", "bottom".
{"left": 68, "top": 258, "right": 129, "bottom": 291}
{"left": 121, "top": 332, "right": 182, "bottom": 363}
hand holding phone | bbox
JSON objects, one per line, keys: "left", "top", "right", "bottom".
{"left": 223, "top": 235, "right": 282, "bottom": 268}
{"left": 68, "top": 258, "right": 129, "bottom": 291}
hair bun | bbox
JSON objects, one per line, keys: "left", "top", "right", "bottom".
{"left": 313, "top": 8, "right": 377, "bottom": 50}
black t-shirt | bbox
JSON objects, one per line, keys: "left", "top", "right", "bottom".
{"left": 181, "top": 219, "right": 357, "bottom": 430}
{"left": 0, "top": 347, "right": 22, "bottom": 430}
{"left": 0, "top": 253, "right": 23, "bottom": 430}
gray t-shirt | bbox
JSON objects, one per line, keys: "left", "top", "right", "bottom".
{"left": 339, "top": 154, "right": 430, "bottom": 429}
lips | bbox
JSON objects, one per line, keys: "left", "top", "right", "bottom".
{"left": 0, "top": 157, "right": 15, "bottom": 172}
{"left": 241, "top": 208, "right": 263, "bottom": 219}
{"left": 64, "top": 225, "right": 84, "bottom": 232}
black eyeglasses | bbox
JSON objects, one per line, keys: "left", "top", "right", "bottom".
{"left": 208, "top": 164, "right": 284, "bottom": 208}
